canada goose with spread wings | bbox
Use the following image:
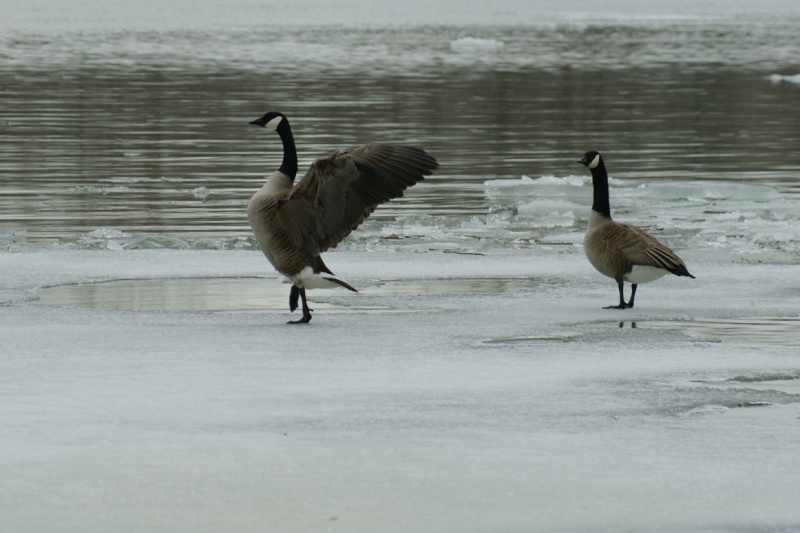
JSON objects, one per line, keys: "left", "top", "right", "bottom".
{"left": 577, "top": 150, "right": 694, "bottom": 309}
{"left": 247, "top": 111, "right": 438, "bottom": 323}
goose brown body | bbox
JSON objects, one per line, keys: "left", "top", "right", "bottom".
{"left": 578, "top": 151, "right": 694, "bottom": 309}
{"left": 584, "top": 212, "right": 692, "bottom": 284}
{"left": 248, "top": 111, "right": 438, "bottom": 323}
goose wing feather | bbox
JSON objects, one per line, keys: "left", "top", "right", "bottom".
{"left": 615, "top": 223, "right": 690, "bottom": 273}
{"left": 276, "top": 144, "right": 437, "bottom": 259}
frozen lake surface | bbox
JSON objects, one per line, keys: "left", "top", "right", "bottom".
{"left": 2, "top": 246, "right": 800, "bottom": 532}
{"left": 2, "top": 0, "right": 800, "bottom": 531}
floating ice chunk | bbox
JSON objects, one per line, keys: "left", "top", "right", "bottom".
{"left": 769, "top": 73, "right": 800, "bottom": 84}
{"left": 192, "top": 187, "right": 211, "bottom": 199}
{"left": 89, "top": 228, "right": 126, "bottom": 239}
{"left": 126, "top": 234, "right": 192, "bottom": 249}
{"left": 484, "top": 176, "right": 540, "bottom": 202}
{"left": 644, "top": 181, "right": 781, "bottom": 201}
{"left": 107, "top": 176, "right": 149, "bottom": 183}
{"left": 516, "top": 199, "right": 580, "bottom": 228}
{"left": 91, "top": 228, "right": 126, "bottom": 250}
{"left": 485, "top": 175, "right": 593, "bottom": 211}
{"left": 55, "top": 228, "right": 129, "bottom": 250}
{"left": 531, "top": 175, "right": 589, "bottom": 187}
{"left": 450, "top": 37, "right": 504, "bottom": 53}
{"left": 69, "top": 185, "right": 131, "bottom": 194}
{"left": 483, "top": 175, "right": 536, "bottom": 188}
{"left": 484, "top": 175, "right": 594, "bottom": 190}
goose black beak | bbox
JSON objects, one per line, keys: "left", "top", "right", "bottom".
{"left": 577, "top": 158, "right": 588, "bottom": 166}
{"left": 249, "top": 118, "right": 266, "bottom": 127}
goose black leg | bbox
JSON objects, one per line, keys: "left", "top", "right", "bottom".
{"left": 604, "top": 282, "right": 629, "bottom": 309}
{"left": 288, "top": 287, "right": 313, "bottom": 324}
{"left": 289, "top": 285, "right": 300, "bottom": 312}
{"left": 626, "top": 284, "right": 638, "bottom": 309}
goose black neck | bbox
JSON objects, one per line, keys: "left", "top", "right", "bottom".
{"left": 590, "top": 159, "right": 612, "bottom": 219}
{"left": 275, "top": 120, "right": 298, "bottom": 180}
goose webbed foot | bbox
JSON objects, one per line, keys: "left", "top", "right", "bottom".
{"left": 603, "top": 283, "right": 637, "bottom": 309}
{"left": 603, "top": 282, "right": 631, "bottom": 309}
{"left": 287, "top": 314, "right": 312, "bottom": 324}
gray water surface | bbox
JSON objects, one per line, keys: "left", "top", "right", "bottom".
{"left": 2, "top": 10, "right": 800, "bottom": 243}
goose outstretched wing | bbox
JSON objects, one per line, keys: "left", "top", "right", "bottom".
{"left": 276, "top": 144, "right": 438, "bottom": 259}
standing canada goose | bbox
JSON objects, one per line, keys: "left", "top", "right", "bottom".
{"left": 577, "top": 150, "right": 694, "bottom": 309}
{"left": 247, "top": 111, "right": 438, "bottom": 323}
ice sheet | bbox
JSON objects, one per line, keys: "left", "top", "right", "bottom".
{"left": 2, "top": 247, "right": 800, "bottom": 532}
{"left": 769, "top": 73, "right": 800, "bottom": 84}
{"left": 482, "top": 175, "right": 800, "bottom": 264}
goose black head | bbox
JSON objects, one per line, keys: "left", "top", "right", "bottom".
{"left": 577, "top": 150, "right": 602, "bottom": 169}
{"left": 249, "top": 111, "right": 287, "bottom": 131}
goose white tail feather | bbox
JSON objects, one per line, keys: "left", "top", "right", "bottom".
{"left": 290, "top": 266, "right": 356, "bottom": 291}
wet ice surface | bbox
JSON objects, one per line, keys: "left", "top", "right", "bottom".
{"left": 2, "top": 246, "right": 800, "bottom": 532}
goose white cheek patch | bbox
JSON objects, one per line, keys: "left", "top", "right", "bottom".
{"left": 589, "top": 154, "right": 601, "bottom": 169}
{"left": 265, "top": 115, "right": 283, "bottom": 131}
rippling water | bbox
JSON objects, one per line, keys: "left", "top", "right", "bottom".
{"left": 2, "top": 1, "right": 800, "bottom": 249}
